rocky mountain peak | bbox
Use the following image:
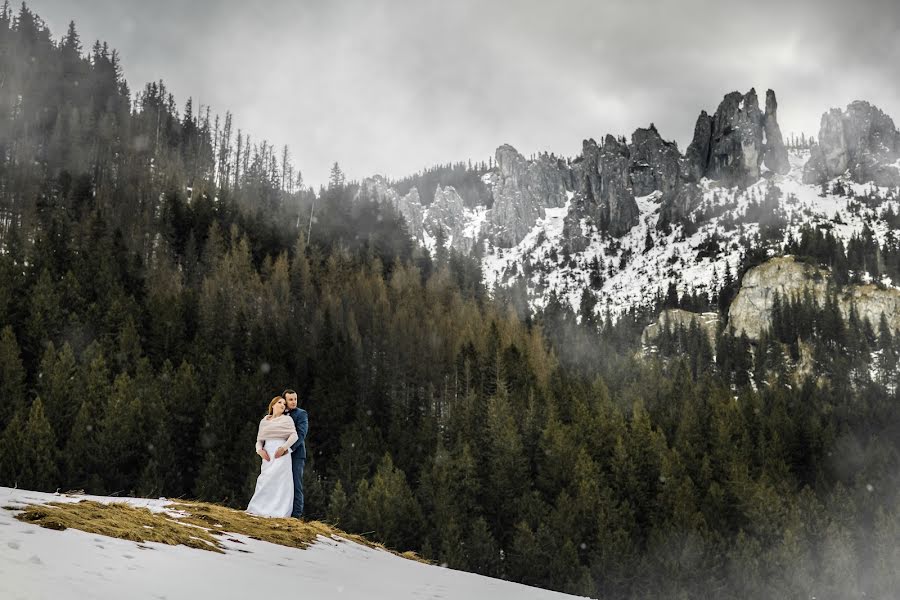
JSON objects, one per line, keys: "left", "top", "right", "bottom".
{"left": 596, "top": 134, "right": 640, "bottom": 236}
{"left": 489, "top": 143, "right": 570, "bottom": 247}
{"left": 707, "top": 89, "right": 764, "bottom": 186}
{"left": 683, "top": 88, "right": 789, "bottom": 187}
{"left": 803, "top": 100, "right": 900, "bottom": 186}
{"left": 762, "top": 89, "right": 791, "bottom": 175}
{"left": 357, "top": 175, "right": 426, "bottom": 244}
{"left": 630, "top": 123, "right": 681, "bottom": 197}
{"left": 494, "top": 143, "right": 528, "bottom": 183}
{"left": 424, "top": 185, "right": 475, "bottom": 253}
{"left": 683, "top": 110, "right": 713, "bottom": 182}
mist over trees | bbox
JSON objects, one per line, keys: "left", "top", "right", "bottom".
{"left": 0, "top": 5, "right": 899, "bottom": 599}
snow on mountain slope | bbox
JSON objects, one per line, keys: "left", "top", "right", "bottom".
{"left": 482, "top": 150, "right": 900, "bottom": 319}
{"left": 0, "top": 487, "right": 589, "bottom": 600}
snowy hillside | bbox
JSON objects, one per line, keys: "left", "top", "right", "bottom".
{"left": 482, "top": 150, "right": 900, "bottom": 318}
{"left": 0, "top": 487, "right": 590, "bottom": 600}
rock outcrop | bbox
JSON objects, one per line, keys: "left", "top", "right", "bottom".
{"left": 357, "top": 175, "right": 400, "bottom": 205}
{"left": 396, "top": 188, "right": 425, "bottom": 242}
{"left": 599, "top": 135, "right": 640, "bottom": 237}
{"left": 708, "top": 89, "right": 764, "bottom": 186}
{"left": 629, "top": 124, "right": 682, "bottom": 198}
{"left": 842, "top": 284, "right": 900, "bottom": 335}
{"left": 489, "top": 144, "right": 571, "bottom": 247}
{"left": 728, "top": 255, "right": 900, "bottom": 340}
{"left": 424, "top": 185, "right": 473, "bottom": 253}
{"left": 569, "top": 135, "right": 642, "bottom": 241}
{"left": 682, "top": 111, "right": 713, "bottom": 182}
{"left": 642, "top": 309, "right": 720, "bottom": 348}
{"left": 560, "top": 202, "right": 591, "bottom": 254}
{"left": 358, "top": 176, "right": 427, "bottom": 243}
{"left": 573, "top": 138, "right": 602, "bottom": 206}
{"left": 803, "top": 101, "right": 900, "bottom": 186}
{"left": 762, "top": 89, "right": 791, "bottom": 175}
{"left": 728, "top": 256, "right": 828, "bottom": 339}
{"left": 658, "top": 183, "right": 702, "bottom": 229}
{"left": 682, "top": 89, "right": 790, "bottom": 186}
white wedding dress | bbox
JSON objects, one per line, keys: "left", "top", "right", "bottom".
{"left": 246, "top": 439, "right": 294, "bottom": 517}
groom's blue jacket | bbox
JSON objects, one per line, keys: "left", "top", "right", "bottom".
{"left": 287, "top": 408, "right": 308, "bottom": 460}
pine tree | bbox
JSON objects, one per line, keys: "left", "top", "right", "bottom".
{"left": 26, "top": 269, "right": 64, "bottom": 357}
{"left": 37, "top": 341, "right": 77, "bottom": 447}
{"left": 0, "top": 325, "right": 26, "bottom": 430}
{"left": 61, "top": 20, "right": 81, "bottom": 56}
{"left": 0, "top": 409, "right": 26, "bottom": 486}
{"left": 466, "top": 516, "right": 501, "bottom": 576}
{"left": 579, "top": 288, "right": 598, "bottom": 327}
{"left": 471, "top": 387, "right": 526, "bottom": 544}
{"left": 64, "top": 347, "right": 109, "bottom": 492}
{"left": 326, "top": 479, "right": 350, "bottom": 526}
{"left": 21, "top": 398, "right": 59, "bottom": 491}
{"left": 352, "top": 453, "right": 424, "bottom": 551}
{"left": 328, "top": 161, "right": 345, "bottom": 189}
{"left": 876, "top": 314, "right": 897, "bottom": 391}
{"left": 165, "top": 360, "right": 202, "bottom": 495}
{"left": 507, "top": 521, "right": 541, "bottom": 585}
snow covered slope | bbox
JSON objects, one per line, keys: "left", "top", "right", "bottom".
{"left": 0, "top": 487, "right": 589, "bottom": 600}
{"left": 482, "top": 150, "right": 900, "bottom": 318}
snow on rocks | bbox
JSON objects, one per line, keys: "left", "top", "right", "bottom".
{"left": 480, "top": 149, "right": 900, "bottom": 320}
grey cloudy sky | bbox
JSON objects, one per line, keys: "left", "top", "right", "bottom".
{"left": 29, "top": 0, "right": 900, "bottom": 187}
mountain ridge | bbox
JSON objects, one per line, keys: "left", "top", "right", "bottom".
{"left": 355, "top": 91, "right": 900, "bottom": 326}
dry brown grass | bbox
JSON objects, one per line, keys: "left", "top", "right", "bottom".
{"left": 15, "top": 501, "right": 224, "bottom": 553}
{"left": 13, "top": 498, "right": 428, "bottom": 563}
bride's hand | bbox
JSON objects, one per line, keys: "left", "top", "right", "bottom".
{"left": 275, "top": 447, "right": 287, "bottom": 458}
{"left": 258, "top": 449, "right": 271, "bottom": 462}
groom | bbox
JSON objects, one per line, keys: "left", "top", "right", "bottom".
{"left": 282, "top": 388, "right": 308, "bottom": 519}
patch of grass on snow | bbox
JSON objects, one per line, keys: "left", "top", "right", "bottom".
{"left": 11, "top": 498, "right": 426, "bottom": 562}
{"left": 15, "top": 500, "right": 224, "bottom": 553}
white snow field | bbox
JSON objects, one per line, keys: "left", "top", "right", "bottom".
{"left": 0, "top": 487, "right": 590, "bottom": 600}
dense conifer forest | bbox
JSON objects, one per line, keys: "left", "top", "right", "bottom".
{"left": 0, "top": 5, "right": 898, "bottom": 598}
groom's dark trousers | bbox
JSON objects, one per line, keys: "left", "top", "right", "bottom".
{"left": 287, "top": 407, "right": 309, "bottom": 518}
{"left": 290, "top": 455, "right": 305, "bottom": 518}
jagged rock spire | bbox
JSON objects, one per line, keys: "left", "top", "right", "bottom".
{"left": 682, "top": 88, "right": 790, "bottom": 186}
{"left": 762, "top": 89, "right": 790, "bottom": 175}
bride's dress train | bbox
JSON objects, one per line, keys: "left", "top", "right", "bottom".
{"left": 246, "top": 439, "right": 293, "bottom": 517}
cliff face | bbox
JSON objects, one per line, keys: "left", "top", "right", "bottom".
{"left": 641, "top": 309, "right": 720, "bottom": 348}
{"left": 424, "top": 185, "right": 481, "bottom": 254}
{"left": 803, "top": 101, "right": 900, "bottom": 186}
{"left": 683, "top": 88, "right": 790, "bottom": 187}
{"left": 569, "top": 136, "right": 641, "bottom": 241}
{"left": 728, "top": 256, "right": 900, "bottom": 340}
{"left": 762, "top": 89, "right": 791, "bottom": 175}
{"left": 357, "top": 176, "right": 426, "bottom": 243}
{"left": 488, "top": 145, "right": 571, "bottom": 247}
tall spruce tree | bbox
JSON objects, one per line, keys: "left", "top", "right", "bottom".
{"left": 0, "top": 325, "right": 26, "bottom": 429}
{"left": 21, "top": 397, "right": 59, "bottom": 491}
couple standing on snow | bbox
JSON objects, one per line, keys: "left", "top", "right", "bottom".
{"left": 246, "top": 389, "right": 309, "bottom": 519}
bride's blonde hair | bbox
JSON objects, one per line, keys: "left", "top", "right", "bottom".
{"left": 267, "top": 396, "right": 286, "bottom": 416}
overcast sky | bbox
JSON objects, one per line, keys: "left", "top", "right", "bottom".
{"left": 28, "top": 0, "right": 900, "bottom": 188}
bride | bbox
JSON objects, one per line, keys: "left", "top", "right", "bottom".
{"left": 246, "top": 396, "right": 298, "bottom": 517}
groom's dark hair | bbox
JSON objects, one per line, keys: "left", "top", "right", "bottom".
{"left": 283, "top": 388, "right": 297, "bottom": 398}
